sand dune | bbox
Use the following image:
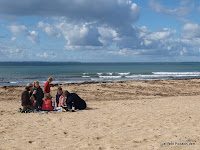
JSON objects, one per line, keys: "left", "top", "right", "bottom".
{"left": 0, "top": 79, "right": 200, "bottom": 150}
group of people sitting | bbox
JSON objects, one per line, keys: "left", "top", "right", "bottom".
{"left": 21, "top": 77, "right": 87, "bottom": 112}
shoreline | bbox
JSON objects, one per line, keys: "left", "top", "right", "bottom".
{"left": 1, "top": 77, "right": 200, "bottom": 88}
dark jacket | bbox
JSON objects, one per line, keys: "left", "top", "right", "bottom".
{"left": 33, "top": 86, "right": 44, "bottom": 107}
{"left": 66, "top": 93, "right": 87, "bottom": 110}
{"left": 21, "top": 87, "right": 32, "bottom": 106}
{"left": 56, "top": 94, "right": 62, "bottom": 106}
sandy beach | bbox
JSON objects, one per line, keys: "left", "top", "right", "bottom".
{"left": 0, "top": 79, "right": 200, "bottom": 150}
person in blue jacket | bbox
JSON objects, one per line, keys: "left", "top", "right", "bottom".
{"left": 64, "top": 90, "right": 87, "bottom": 110}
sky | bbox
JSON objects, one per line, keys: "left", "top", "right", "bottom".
{"left": 0, "top": 0, "right": 200, "bottom": 62}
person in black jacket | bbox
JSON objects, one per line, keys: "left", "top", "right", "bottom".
{"left": 21, "top": 83, "right": 35, "bottom": 111}
{"left": 33, "top": 81, "right": 44, "bottom": 109}
{"left": 64, "top": 90, "right": 87, "bottom": 110}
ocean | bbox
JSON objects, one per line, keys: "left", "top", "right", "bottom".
{"left": 0, "top": 62, "right": 200, "bottom": 86}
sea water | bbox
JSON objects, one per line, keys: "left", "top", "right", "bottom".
{"left": 0, "top": 62, "right": 200, "bottom": 86}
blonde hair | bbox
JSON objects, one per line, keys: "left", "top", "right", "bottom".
{"left": 33, "top": 80, "right": 39, "bottom": 88}
{"left": 47, "top": 77, "right": 53, "bottom": 82}
{"left": 44, "top": 93, "right": 52, "bottom": 100}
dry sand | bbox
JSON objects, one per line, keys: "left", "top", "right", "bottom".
{"left": 1, "top": 79, "right": 200, "bottom": 150}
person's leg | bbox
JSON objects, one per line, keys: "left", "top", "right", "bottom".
{"left": 23, "top": 105, "right": 35, "bottom": 111}
{"left": 39, "top": 99, "right": 43, "bottom": 108}
{"left": 77, "top": 101, "right": 87, "bottom": 110}
{"left": 35, "top": 100, "right": 40, "bottom": 108}
{"left": 23, "top": 105, "right": 28, "bottom": 111}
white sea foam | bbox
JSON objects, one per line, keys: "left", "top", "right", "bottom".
{"left": 153, "top": 72, "right": 200, "bottom": 75}
{"left": 119, "top": 72, "right": 130, "bottom": 76}
{"left": 82, "top": 76, "right": 90, "bottom": 78}
{"left": 124, "top": 72, "right": 200, "bottom": 78}
{"left": 97, "top": 72, "right": 130, "bottom": 76}
{"left": 99, "top": 76, "right": 122, "bottom": 79}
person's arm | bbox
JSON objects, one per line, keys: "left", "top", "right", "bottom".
{"left": 44, "top": 82, "right": 47, "bottom": 93}
{"left": 66, "top": 96, "right": 73, "bottom": 105}
{"left": 60, "top": 96, "right": 65, "bottom": 107}
{"left": 42, "top": 89, "right": 44, "bottom": 98}
{"left": 33, "top": 89, "right": 37, "bottom": 99}
{"left": 55, "top": 99, "right": 58, "bottom": 108}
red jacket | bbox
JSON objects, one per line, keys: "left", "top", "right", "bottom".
{"left": 44, "top": 81, "right": 50, "bottom": 93}
{"left": 42, "top": 99, "right": 54, "bottom": 111}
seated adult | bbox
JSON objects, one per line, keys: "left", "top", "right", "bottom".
{"left": 64, "top": 90, "right": 87, "bottom": 110}
{"left": 21, "top": 83, "right": 35, "bottom": 111}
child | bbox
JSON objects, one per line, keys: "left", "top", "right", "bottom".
{"left": 57, "top": 93, "right": 66, "bottom": 108}
{"left": 44, "top": 77, "right": 53, "bottom": 93}
{"left": 41, "top": 93, "right": 54, "bottom": 111}
{"left": 55, "top": 87, "right": 63, "bottom": 108}
{"left": 33, "top": 81, "right": 44, "bottom": 109}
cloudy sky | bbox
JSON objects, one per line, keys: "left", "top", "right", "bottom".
{"left": 0, "top": 0, "right": 200, "bottom": 62}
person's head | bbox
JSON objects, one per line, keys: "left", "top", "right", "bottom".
{"left": 33, "top": 80, "right": 40, "bottom": 88}
{"left": 57, "top": 87, "right": 63, "bottom": 95}
{"left": 25, "top": 83, "right": 33, "bottom": 91}
{"left": 63, "top": 90, "right": 70, "bottom": 98}
{"left": 44, "top": 93, "right": 52, "bottom": 100}
{"left": 47, "top": 77, "right": 53, "bottom": 83}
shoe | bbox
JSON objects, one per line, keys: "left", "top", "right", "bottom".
{"left": 18, "top": 108, "right": 23, "bottom": 112}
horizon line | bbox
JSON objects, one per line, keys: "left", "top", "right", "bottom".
{"left": 0, "top": 61, "right": 200, "bottom": 63}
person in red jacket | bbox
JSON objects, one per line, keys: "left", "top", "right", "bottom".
{"left": 44, "top": 77, "right": 53, "bottom": 93}
{"left": 41, "top": 93, "right": 54, "bottom": 111}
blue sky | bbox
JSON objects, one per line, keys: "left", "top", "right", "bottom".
{"left": 0, "top": 0, "right": 200, "bottom": 62}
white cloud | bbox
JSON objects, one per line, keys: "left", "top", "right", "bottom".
{"left": 0, "top": 43, "right": 26, "bottom": 60}
{"left": 149, "top": 0, "right": 193, "bottom": 22}
{"left": 37, "top": 18, "right": 200, "bottom": 58}
{"left": 1, "top": 0, "right": 200, "bottom": 61}
{"left": 11, "top": 37, "right": 16, "bottom": 41}
{"left": 180, "top": 47, "right": 187, "bottom": 56}
{"left": 181, "top": 23, "right": 200, "bottom": 39}
{"left": 38, "top": 22, "right": 60, "bottom": 37}
{"left": 3, "top": 0, "right": 142, "bottom": 53}
{"left": 28, "top": 31, "right": 39, "bottom": 44}
{"left": 0, "top": 0, "right": 141, "bottom": 27}
{"left": 8, "top": 25, "right": 29, "bottom": 36}
{"left": 8, "top": 25, "right": 39, "bottom": 44}
{"left": 107, "top": 49, "right": 127, "bottom": 56}
{"left": 98, "top": 27, "right": 120, "bottom": 46}
{"left": 146, "top": 28, "right": 176, "bottom": 41}
{"left": 36, "top": 52, "right": 56, "bottom": 58}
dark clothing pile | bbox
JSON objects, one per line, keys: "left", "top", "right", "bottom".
{"left": 33, "top": 86, "right": 44, "bottom": 108}
{"left": 66, "top": 93, "right": 87, "bottom": 110}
